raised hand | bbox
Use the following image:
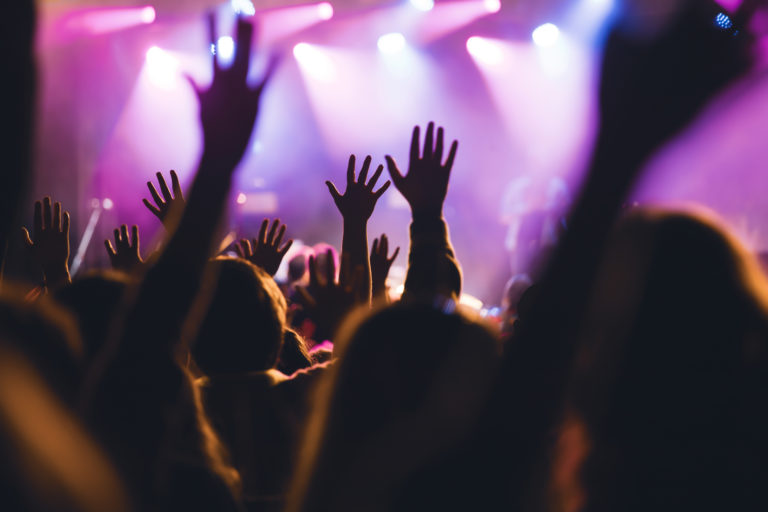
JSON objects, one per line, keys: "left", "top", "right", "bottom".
{"left": 326, "top": 155, "right": 391, "bottom": 221}
{"left": 22, "top": 196, "right": 71, "bottom": 287}
{"left": 235, "top": 218, "right": 293, "bottom": 276}
{"left": 385, "top": 122, "right": 458, "bottom": 220}
{"left": 370, "top": 234, "right": 400, "bottom": 300}
{"left": 105, "top": 224, "right": 144, "bottom": 272}
{"left": 187, "top": 13, "right": 276, "bottom": 172}
{"left": 295, "top": 250, "right": 362, "bottom": 342}
{"left": 143, "top": 170, "right": 185, "bottom": 228}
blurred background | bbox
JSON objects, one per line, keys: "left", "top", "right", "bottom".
{"left": 20, "top": 0, "right": 768, "bottom": 304}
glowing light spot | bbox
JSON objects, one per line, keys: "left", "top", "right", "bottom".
{"left": 410, "top": 0, "right": 435, "bottom": 12}
{"left": 236, "top": 193, "right": 247, "bottom": 204}
{"left": 484, "top": 0, "right": 501, "bottom": 13}
{"left": 217, "top": 36, "right": 235, "bottom": 64}
{"left": 715, "top": 12, "right": 733, "bottom": 30}
{"left": 317, "top": 2, "right": 334, "bottom": 20}
{"left": 532, "top": 23, "right": 560, "bottom": 47}
{"left": 102, "top": 198, "right": 114, "bottom": 210}
{"left": 145, "top": 46, "right": 179, "bottom": 89}
{"left": 231, "top": 0, "right": 256, "bottom": 15}
{"left": 466, "top": 36, "right": 503, "bottom": 66}
{"left": 293, "top": 43, "right": 336, "bottom": 82}
{"left": 141, "top": 6, "right": 156, "bottom": 24}
{"left": 377, "top": 33, "right": 406, "bottom": 54}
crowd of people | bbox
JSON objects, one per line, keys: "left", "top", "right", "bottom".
{"left": 3, "top": 0, "right": 768, "bottom": 511}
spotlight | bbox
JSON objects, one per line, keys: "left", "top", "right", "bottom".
{"left": 377, "top": 33, "right": 406, "bottom": 54}
{"left": 236, "top": 192, "right": 248, "bottom": 205}
{"left": 484, "top": 0, "right": 501, "bottom": 13}
{"left": 317, "top": 2, "right": 334, "bottom": 20}
{"left": 466, "top": 36, "right": 503, "bottom": 65}
{"left": 231, "top": 0, "right": 256, "bottom": 16}
{"left": 217, "top": 36, "right": 235, "bottom": 64}
{"left": 102, "top": 198, "right": 114, "bottom": 210}
{"left": 410, "top": 0, "right": 435, "bottom": 12}
{"left": 532, "top": 23, "right": 560, "bottom": 47}
{"left": 140, "top": 6, "right": 156, "bottom": 24}
{"left": 293, "top": 43, "right": 336, "bottom": 81}
{"left": 145, "top": 46, "right": 179, "bottom": 89}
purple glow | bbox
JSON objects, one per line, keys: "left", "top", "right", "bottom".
{"left": 378, "top": 33, "right": 406, "bottom": 54}
{"left": 466, "top": 36, "right": 503, "bottom": 66}
{"left": 483, "top": 0, "right": 501, "bottom": 14}
{"left": 317, "top": 2, "right": 334, "bottom": 20}
{"left": 532, "top": 23, "right": 560, "bottom": 47}
{"left": 410, "top": 0, "right": 435, "bottom": 12}
{"left": 61, "top": 6, "right": 158, "bottom": 36}
{"left": 141, "top": 6, "right": 156, "bottom": 24}
{"left": 145, "top": 47, "right": 179, "bottom": 90}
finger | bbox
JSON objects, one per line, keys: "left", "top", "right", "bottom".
{"left": 444, "top": 140, "right": 459, "bottom": 176}
{"left": 43, "top": 197, "right": 52, "bottom": 231}
{"left": 358, "top": 155, "right": 372, "bottom": 184}
{"left": 104, "top": 239, "right": 116, "bottom": 258}
{"left": 308, "top": 256, "right": 320, "bottom": 289}
{"left": 120, "top": 225, "right": 129, "bottom": 246}
{"left": 170, "top": 170, "right": 183, "bottom": 198}
{"left": 233, "top": 17, "right": 255, "bottom": 78}
{"left": 371, "top": 237, "right": 379, "bottom": 255}
{"left": 240, "top": 239, "right": 252, "bottom": 258}
{"left": 114, "top": 228, "right": 120, "bottom": 247}
{"left": 274, "top": 224, "right": 286, "bottom": 248}
{"left": 410, "top": 125, "right": 420, "bottom": 164}
{"left": 278, "top": 239, "right": 294, "bottom": 256}
{"left": 143, "top": 198, "right": 162, "bottom": 217}
{"left": 21, "top": 227, "right": 33, "bottom": 247}
{"left": 389, "top": 246, "right": 400, "bottom": 264}
{"left": 326, "top": 181, "right": 342, "bottom": 207}
{"left": 33, "top": 200, "right": 42, "bottom": 236}
{"left": 367, "top": 164, "right": 384, "bottom": 190}
{"left": 234, "top": 242, "right": 245, "bottom": 259}
{"left": 325, "top": 249, "right": 336, "bottom": 285}
{"left": 381, "top": 234, "right": 388, "bottom": 255}
{"left": 424, "top": 121, "right": 435, "bottom": 160}
{"left": 157, "top": 172, "right": 172, "bottom": 202}
{"left": 373, "top": 180, "right": 391, "bottom": 199}
{"left": 62, "top": 212, "right": 70, "bottom": 236}
{"left": 435, "top": 126, "right": 445, "bottom": 163}
{"left": 267, "top": 219, "right": 280, "bottom": 245}
{"left": 131, "top": 225, "right": 140, "bottom": 251}
{"left": 346, "top": 155, "right": 356, "bottom": 184}
{"left": 53, "top": 202, "right": 61, "bottom": 232}
{"left": 206, "top": 12, "right": 221, "bottom": 72}
{"left": 258, "top": 218, "right": 269, "bottom": 246}
{"left": 147, "top": 181, "right": 164, "bottom": 208}
{"left": 385, "top": 156, "right": 404, "bottom": 188}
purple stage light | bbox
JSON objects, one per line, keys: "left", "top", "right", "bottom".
{"left": 532, "top": 23, "right": 560, "bottom": 47}
{"left": 217, "top": 36, "right": 236, "bottom": 64}
{"left": 411, "top": 0, "right": 435, "bottom": 12}
{"left": 483, "top": 0, "right": 501, "bottom": 14}
{"left": 145, "top": 46, "right": 179, "bottom": 89}
{"left": 466, "top": 36, "right": 502, "bottom": 65}
{"left": 317, "top": 2, "right": 334, "bottom": 20}
{"left": 231, "top": 0, "right": 256, "bottom": 16}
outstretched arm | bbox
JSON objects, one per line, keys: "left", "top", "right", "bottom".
{"left": 385, "top": 122, "right": 460, "bottom": 301}
{"left": 235, "top": 218, "right": 293, "bottom": 276}
{"left": 143, "top": 170, "right": 185, "bottom": 230}
{"left": 326, "top": 155, "right": 389, "bottom": 305}
{"left": 370, "top": 234, "right": 399, "bottom": 302}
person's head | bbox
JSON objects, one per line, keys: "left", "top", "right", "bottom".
{"left": 288, "top": 302, "right": 501, "bottom": 511}
{"left": 54, "top": 270, "right": 131, "bottom": 363}
{"left": 287, "top": 247, "right": 314, "bottom": 285}
{"left": 0, "top": 288, "right": 83, "bottom": 405}
{"left": 277, "top": 328, "right": 313, "bottom": 376}
{"left": 563, "top": 208, "right": 768, "bottom": 511}
{"left": 191, "top": 257, "right": 286, "bottom": 376}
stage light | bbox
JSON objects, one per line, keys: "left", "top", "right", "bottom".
{"left": 410, "top": 0, "right": 435, "bottom": 12}
{"left": 532, "top": 23, "right": 560, "bottom": 47}
{"left": 217, "top": 36, "right": 235, "bottom": 64}
{"left": 141, "top": 6, "right": 156, "bottom": 23}
{"left": 466, "top": 36, "right": 503, "bottom": 65}
{"left": 102, "top": 198, "right": 114, "bottom": 210}
{"left": 378, "top": 33, "right": 406, "bottom": 54}
{"left": 293, "top": 43, "right": 336, "bottom": 81}
{"left": 231, "top": 0, "right": 256, "bottom": 16}
{"left": 317, "top": 2, "right": 334, "bottom": 20}
{"left": 714, "top": 12, "right": 733, "bottom": 30}
{"left": 484, "top": 0, "right": 501, "bottom": 13}
{"left": 236, "top": 192, "right": 248, "bottom": 204}
{"left": 145, "top": 46, "right": 179, "bottom": 89}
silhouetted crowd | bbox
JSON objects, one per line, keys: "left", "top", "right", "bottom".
{"left": 3, "top": 1, "right": 768, "bottom": 511}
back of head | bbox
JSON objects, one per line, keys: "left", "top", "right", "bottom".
{"left": 570, "top": 208, "right": 768, "bottom": 511}
{"left": 0, "top": 288, "right": 83, "bottom": 405}
{"left": 54, "top": 271, "right": 131, "bottom": 363}
{"left": 192, "top": 257, "right": 286, "bottom": 376}
{"left": 289, "top": 302, "right": 501, "bottom": 512}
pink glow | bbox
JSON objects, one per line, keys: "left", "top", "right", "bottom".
{"left": 415, "top": 0, "right": 502, "bottom": 44}
{"left": 713, "top": 0, "right": 743, "bottom": 11}
{"left": 317, "top": 3, "right": 334, "bottom": 21}
{"left": 62, "top": 6, "right": 157, "bottom": 36}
